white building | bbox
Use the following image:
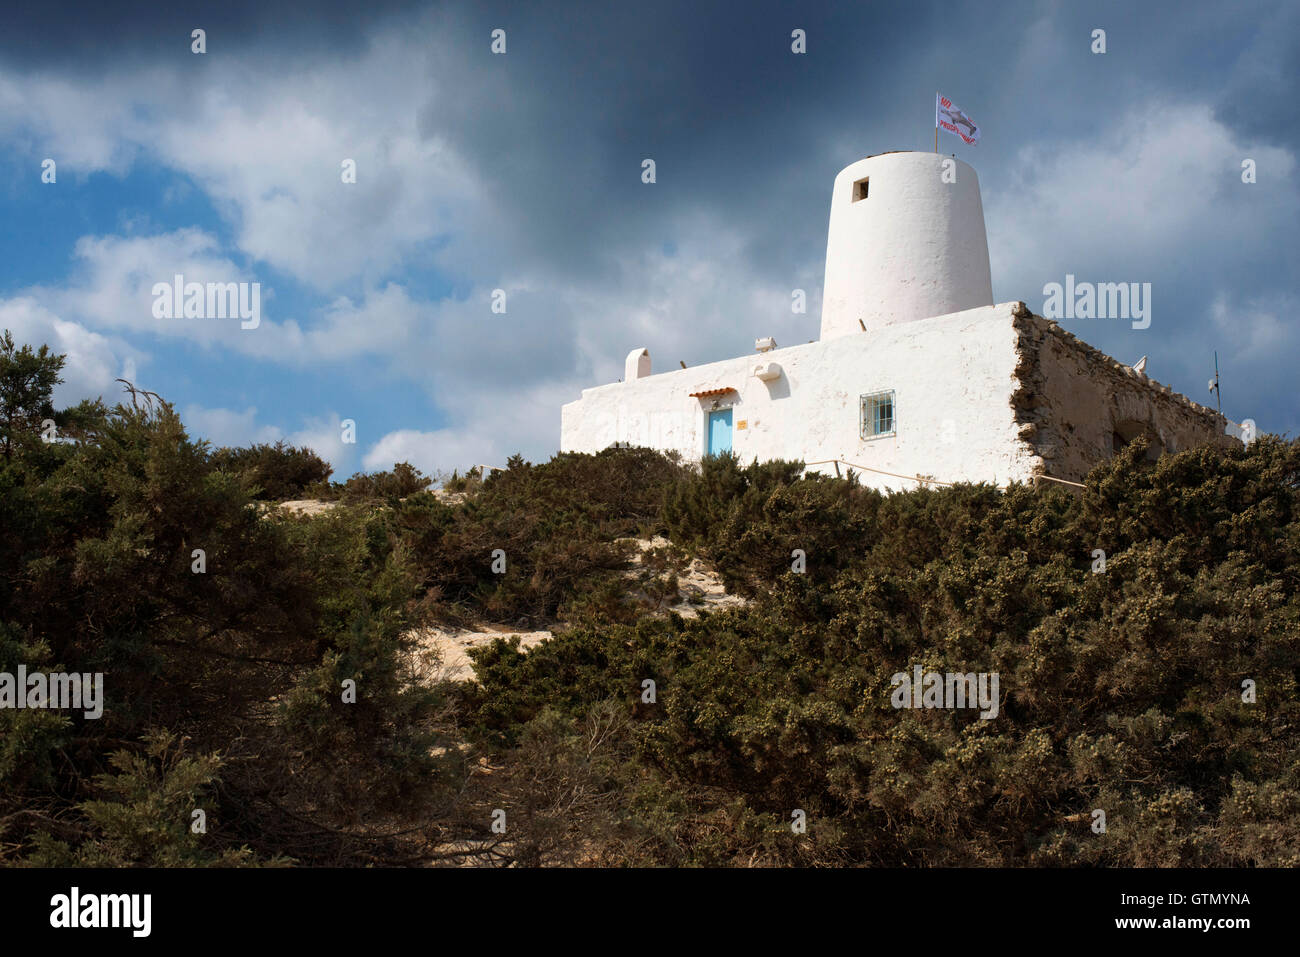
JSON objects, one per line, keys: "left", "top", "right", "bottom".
{"left": 560, "top": 151, "right": 1233, "bottom": 490}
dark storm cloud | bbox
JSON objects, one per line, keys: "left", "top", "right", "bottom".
{"left": 404, "top": 0, "right": 1298, "bottom": 278}
{"left": 20, "top": 0, "right": 1290, "bottom": 285}
{"left": 0, "top": 0, "right": 421, "bottom": 69}
{"left": 1210, "top": 2, "right": 1300, "bottom": 153}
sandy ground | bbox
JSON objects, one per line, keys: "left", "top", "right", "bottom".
{"left": 627, "top": 534, "right": 748, "bottom": 619}
{"left": 278, "top": 488, "right": 466, "bottom": 517}
{"left": 410, "top": 535, "right": 745, "bottom": 684}
{"left": 278, "top": 499, "right": 340, "bottom": 517}
{"left": 409, "top": 624, "right": 554, "bottom": 682}
{"left": 271, "top": 497, "right": 744, "bottom": 683}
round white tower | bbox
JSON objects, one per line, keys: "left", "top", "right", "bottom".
{"left": 820, "top": 151, "right": 993, "bottom": 340}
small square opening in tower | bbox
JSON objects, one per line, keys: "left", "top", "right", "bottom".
{"left": 852, "top": 177, "right": 869, "bottom": 202}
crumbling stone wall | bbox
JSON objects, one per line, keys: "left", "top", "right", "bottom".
{"left": 1010, "top": 303, "right": 1235, "bottom": 483}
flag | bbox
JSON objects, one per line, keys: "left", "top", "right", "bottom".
{"left": 936, "top": 93, "right": 980, "bottom": 145}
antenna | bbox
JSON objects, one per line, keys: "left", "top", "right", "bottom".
{"left": 1208, "top": 352, "right": 1222, "bottom": 413}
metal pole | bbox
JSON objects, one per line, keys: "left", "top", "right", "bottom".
{"left": 1214, "top": 352, "right": 1221, "bottom": 413}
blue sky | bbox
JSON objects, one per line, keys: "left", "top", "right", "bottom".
{"left": 2, "top": 0, "right": 1296, "bottom": 479}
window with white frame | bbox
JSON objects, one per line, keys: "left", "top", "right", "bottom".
{"left": 860, "top": 390, "right": 895, "bottom": 439}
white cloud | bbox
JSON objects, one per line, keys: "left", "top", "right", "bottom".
{"left": 0, "top": 10, "right": 828, "bottom": 470}
{"left": 180, "top": 404, "right": 356, "bottom": 477}
{"left": 33, "top": 229, "right": 271, "bottom": 347}
{"left": 986, "top": 103, "right": 1298, "bottom": 304}
{"left": 285, "top": 412, "right": 353, "bottom": 474}
{"left": 1208, "top": 291, "right": 1295, "bottom": 361}
{"left": 362, "top": 428, "right": 498, "bottom": 478}
{"left": 0, "top": 296, "right": 143, "bottom": 407}
{"left": 0, "top": 19, "right": 479, "bottom": 292}
{"left": 181, "top": 404, "right": 281, "bottom": 448}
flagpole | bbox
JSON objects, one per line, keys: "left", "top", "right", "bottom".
{"left": 934, "top": 93, "right": 939, "bottom": 152}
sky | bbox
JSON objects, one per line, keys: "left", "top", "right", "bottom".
{"left": 1, "top": 0, "right": 1296, "bottom": 479}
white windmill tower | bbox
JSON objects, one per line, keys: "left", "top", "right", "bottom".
{"left": 820, "top": 151, "right": 994, "bottom": 340}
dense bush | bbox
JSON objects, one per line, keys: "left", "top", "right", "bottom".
{"left": 664, "top": 453, "right": 879, "bottom": 595}
{"left": 443, "top": 465, "right": 488, "bottom": 494}
{"left": 337, "top": 461, "right": 433, "bottom": 501}
{"left": 0, "top": 336, "right": 458, "bottom": 866}
{"left": 386, "top": 448, "right": 690, "bottom": 624}
{"left": 4, "top": 330, "right": 1297, "bottom": 867}
{"left": 467, "top": 438, "right": 1300, "bottom": 866}
{"left": 209, "top": 440, "right": 333, "bottom": 500}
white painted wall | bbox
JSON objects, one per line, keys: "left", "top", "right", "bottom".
{"left": 561, "top": 302, "right": 1042, "bottom": 492}
{"left": 821, "top": 152, "right": 993, "bottom": 341}
{"left": 561, "top": 153, "right": 1227, "bottom": 491}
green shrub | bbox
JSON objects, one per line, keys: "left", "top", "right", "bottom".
{"left": 391, "top": 447, "right": 689, "bottom": 624}
{"left": 209, "top": 440, "right": 333, "bottom": 500}
{"left": 6, "top": 329, "right": 1298, "bottom": 867}
{"left": 338, "top": 461, "right": 433, "bottom": 502}
{"left": 467, "top": 438, "right": 1300, "bottom": 866}
{"left": 0, "top": 333, "right": 454, "bottom": 865}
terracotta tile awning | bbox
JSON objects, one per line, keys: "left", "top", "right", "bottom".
{"left": 688, "top": 387, "right": 736, "bottom": 398}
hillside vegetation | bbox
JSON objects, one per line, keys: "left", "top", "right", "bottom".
{"left": 2, "top": 332, "right": 1297, "bottom": 866}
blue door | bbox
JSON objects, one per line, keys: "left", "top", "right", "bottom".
{"left": 707, "top": 408, "right": 733, "bottom": 455}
